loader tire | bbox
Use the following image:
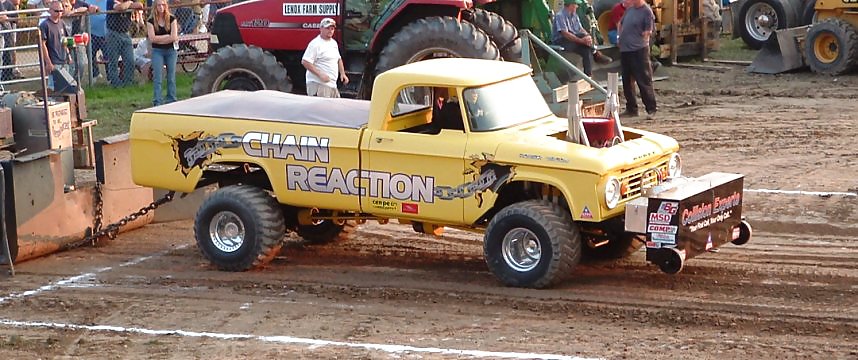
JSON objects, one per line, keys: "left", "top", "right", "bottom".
{"left": 194, "top": 185, "right": 286, "bottom": 271}
{"left": 297, "top": 220, "right": 356, "bottom": 245}
{"left": 191, "top": 44, "right": 291, "bottom": 97}
{"left": 375, "top": 16, "right": 500, "bottom": 76}
{"left": 805, "top": 19, "right": 858, "bottom": 75}
{"left": 738, "top": 0, "right": 796, "bottom": 49}
{"left": 466, "top": 9, "right": 523, "bottom": 62}
{"left": 484, "top": 200, "right": 581, "bottom": 289}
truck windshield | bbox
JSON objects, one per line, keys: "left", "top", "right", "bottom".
{"left": 464, "top": 75, "right": 553, "bottom": 132}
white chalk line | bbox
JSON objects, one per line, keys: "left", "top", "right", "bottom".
{"left": 746, "top": 188, "right": 856, "bottom": 197}
{"left": 0, "top": 319, "right": 598, "bottom": 360}
{"left": 0, "top": 245, "right": 190, "bottom": 304}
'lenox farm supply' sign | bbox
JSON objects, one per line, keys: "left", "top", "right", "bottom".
{"left": 283, "top": 3, "right": 339, "bottom": 16}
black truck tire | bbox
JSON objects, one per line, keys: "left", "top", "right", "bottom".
{"left": 194, "top": 185, "right": 286, "bottom": 271}
{"left": 799, "top": 0, "right": 816, "bottom": 26}
{"left": 297, "top": 220, "right": 356, "bottom": 245}
{"left": 466, "top": 9, "right": 523, "bottom": 62}
{"left": 484, "top": 200, "right": 581, "bottom": 289}
{"left": 582, "top": 233, "right": 645, "bottom": 262}
{"left": 738, "top": 0, "right": 796, "bottom": 49}
{"left": 375, "top": 16, "right": 500, "bottom": 76}
{"left": 191, "top": 44, "right": 291, "bottom": 97}
{"left": 805, "top": 19, "right": 858, "bottom": 75}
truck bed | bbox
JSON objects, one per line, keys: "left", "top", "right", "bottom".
{"left": 136, "top": 90, "right": 371, "bottom": 129}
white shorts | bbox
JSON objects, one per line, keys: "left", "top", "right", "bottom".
{"left": 306, "top": 81, "right": 340, "bottom": 98}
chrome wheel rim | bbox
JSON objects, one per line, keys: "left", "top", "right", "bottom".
{"left": 209, "top": 211, "right": 245, "bottom": 253}
{"left": 501, "top": 228, "right": 542, "bottom": 272}
{"left": 746, "top": 3, "right": 778, "bottom": 42}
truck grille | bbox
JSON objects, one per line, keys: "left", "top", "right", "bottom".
{"left": 620, "top": 160, "right": 669, "bottom": 201}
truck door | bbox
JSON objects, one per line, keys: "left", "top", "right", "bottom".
{"left": 360, "top": 86, "right": 467, "bottom": 224}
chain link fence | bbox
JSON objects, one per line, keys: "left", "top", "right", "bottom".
{"left": 1, "top": 0, "right": 235, "bottom": 92}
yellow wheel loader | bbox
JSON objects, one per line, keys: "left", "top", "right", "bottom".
{"left": 748, "top": 0, "right": 858, "bottom": 75}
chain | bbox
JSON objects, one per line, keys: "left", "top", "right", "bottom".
{"left": 61, "top": 184, "right": 176, "bottom": 251}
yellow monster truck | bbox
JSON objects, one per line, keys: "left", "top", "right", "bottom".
{"left": 130, "top": 58, "right": 751, "bottom": 288}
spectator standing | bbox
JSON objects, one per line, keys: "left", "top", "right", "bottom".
{"left": 146, "top": 0, "right": 177, "bottom": 105}
{"left": 608, "top": 0, "right": 626, "bottom": 45}
{"left": 0, "top": 0, "right": 20, "bottom": 81}
{"left": 88, "top": 0, "right": 108, "bottom": 78}
{"left": 39, "top": 1, "right": 71, "bottom": 91}
{"left": 552, "top": 0, "right": 611, "bottom": 77}
{"left": 301, "top": 17, "right": 348, "bottom": 98}
{"left": 69, "top": 0, "right": 98, "bottom": 33}
{"left": 106, "top": 0, "right": 143, "bottom": 87}
{"left": 618, "top": 0, "right": 657, "bottom": 118}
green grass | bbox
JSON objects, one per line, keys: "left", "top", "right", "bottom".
{"left": 709, "top": 35, "right": 758, "bottom": 62}
{"left": 86, "top": 73, "right": 195, "bottom": 139}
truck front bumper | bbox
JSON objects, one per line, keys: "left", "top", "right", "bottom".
{"left": 624, "top": 172, "right": 752, "bottom": 273}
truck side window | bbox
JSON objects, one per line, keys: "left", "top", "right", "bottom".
{"left": 390, "top": 86, "right": 438, "bottom": 134}
{"left": 391, "top": 86, "right": 432, "bottom": 117}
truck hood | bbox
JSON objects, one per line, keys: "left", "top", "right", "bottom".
{"left": 491, "top": 117, "right": 679, "bottom": 174}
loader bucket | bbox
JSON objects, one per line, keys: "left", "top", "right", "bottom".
{"left": 747, "top": 26, "right": 810, "bottom": 74}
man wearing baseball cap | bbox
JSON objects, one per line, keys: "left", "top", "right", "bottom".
{"left": 302, "top": 17, "right": 349, "bottom": 97}
{"left": 552, "top": 0, "right": 612, "bottom": 77}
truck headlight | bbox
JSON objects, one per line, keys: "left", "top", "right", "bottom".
{"left": 668, "top": 153, "right": 682, "bottom": 178}
{"left": 605, "top": 177, "right": 621, "bottom": 209}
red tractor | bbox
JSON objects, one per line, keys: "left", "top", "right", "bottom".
{"left": 192, "top": 0, "right": 531, "bottom": 98}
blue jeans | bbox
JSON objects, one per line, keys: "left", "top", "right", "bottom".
{"left": 151, "top": 47, "right": 177, "bottom": 106}
{"left": 106, "top": 30, "right": 135, "bottom": 87}
{"left": 608, "top": 29, "right": 618, "bottom": 45}
{"left": 554, "top": 38, "right": 594, "bottom": 76}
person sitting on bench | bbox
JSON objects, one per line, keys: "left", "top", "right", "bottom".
{"left": 552, "top": 0, "right": 612, "bottom": 77}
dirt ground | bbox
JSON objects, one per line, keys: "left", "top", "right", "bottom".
{"left": 0, "top": 65, "right": 856, "bottom": 360}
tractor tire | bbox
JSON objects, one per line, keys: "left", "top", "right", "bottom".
{"left": 582, "top": 233, "right": 645, "bottom": 262}
{"left": 805, "top": 19, "right": 858, "bottom": 75}
{"left": 799, "top": 0, "right": 816, "bottom": 26}
{"left": 466, "top": 9, "right": 523, "bottom": 62}
{"left": 297, "top": 220, "right": 356, "bottom": 245}
{"left": 375, "top": 16, "right": 500, "bottom": 76}
{"left": 194, "top": 185, "right": 286, "bottom": 271}
{"left": 738, "top": 0, "right": 796, "bottom": 49}
{"left": 191, "top": 44, "right": 291, "bottom": 97}
{"left": 484, "top": 200, "right": 581, "bottom": 289}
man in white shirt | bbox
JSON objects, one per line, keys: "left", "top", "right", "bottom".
{"left": 301, "top": 17, "right": 348, "bottom": 97}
